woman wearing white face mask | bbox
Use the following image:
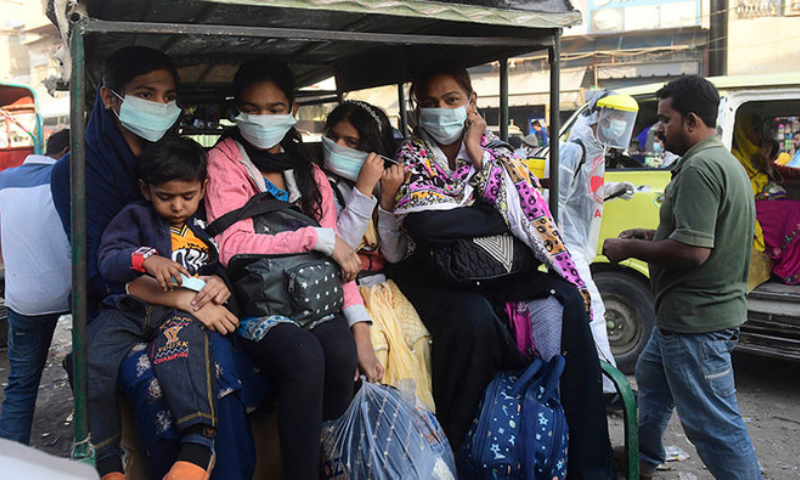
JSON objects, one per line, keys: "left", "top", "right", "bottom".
{"left": 321, "top": 100, "right": 434, "bottom": 410}
{"left": 204, "top": 58, "right": 382, "bottom": 480}
{"left": 389, "top": 62, "right": 616, "bottom": 479}
{"left": 50, "top": 46, "right": 255, "bottom": 480}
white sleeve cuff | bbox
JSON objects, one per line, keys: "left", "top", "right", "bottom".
{"left": 348, "top": 187, "right": 378, "bottom": 218}
{"left": 377, "top": 206, "right": 399, "bottom": 228}
{"left": 343, "top": 304, "right": 372, "bottom": 328}
{"left": 313, "top": 227, "right": 336, "bottom": 255}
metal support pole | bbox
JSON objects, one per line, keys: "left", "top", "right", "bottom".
{"left": 69, "top": 21, "right": 93, "bottom": 463}
{"left": 548, "top": 34, "right": 561, "bottom": 223}
{"left": 708, "top": 0, "right": 728, "bottom": 77}
{"left": 500, "top": 57, "right": 509, "bottom": 142}
{"left": 397, "top": 83, "right": 408, "bottom": 139}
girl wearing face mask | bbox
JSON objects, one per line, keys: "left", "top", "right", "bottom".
{"left": 390, "top": 62, "right": 616, "bottom": 479}
{"left": 321, "top": 101, "right": 434, "bottom": 410}
{"left": 204, "top": 58, "right": 382, "bottom": 480}
{"left": 50, "top": 46, "right": 255, "bottom": 480}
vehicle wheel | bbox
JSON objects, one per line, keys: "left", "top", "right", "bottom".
{"left": 594, "top": 269, "right": 655, "bottom": 375}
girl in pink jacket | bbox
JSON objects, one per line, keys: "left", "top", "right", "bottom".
{"left": 204, "top": 58, "right": 381, "bottom": 480}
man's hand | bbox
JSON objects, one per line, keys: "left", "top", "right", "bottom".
{"left": 354, "top": 153, "right": 384, "bottom": 197}
{"left": 619, "top": 228, "right": 656, "bottom": 241}
{"left": 192, "top": 302, "right": 239, "bottom": 334}
{"left": 142, "top": 256, "right": 190, "bottom": 291}
{"left": 602, "top": 238, "right": 631, "bottom": 264}
{"left": 191, "top": 275, "right": 232, "bottom": 311}
{"left": 331, "top": 236, "right": 361, "bottom": 283}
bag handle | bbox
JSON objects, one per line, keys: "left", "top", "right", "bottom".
{"left": 537, "top": 354, "right": 566, "bottom": 402}
{"left": 206, "top": 192, "right": 301, "bottom": 237}
{"left": 510, "top": 357, "right": 545, "bottom": 397}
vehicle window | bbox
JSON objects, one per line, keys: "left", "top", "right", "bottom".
{"left": 735, "top": 101, "right": 800, "bottom": 162}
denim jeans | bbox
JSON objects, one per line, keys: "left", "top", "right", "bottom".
{"left": 636, "top": 327, "right": 762, "bottom": 479}
{"left": 0, "top": 309, "right": 61, "bottom": 444}
{"left": 88, "top": 296, "right": 217, "bottom": 467}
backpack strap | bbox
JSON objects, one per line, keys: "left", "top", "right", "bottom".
{"left": 572, "top": 139, "right": 588, "bottom": 180}
{"left": 206, "top": 192, "right": 301, "bottom": 237}
{"left": 327, "top": 175, "right": 348, "bottom": 208}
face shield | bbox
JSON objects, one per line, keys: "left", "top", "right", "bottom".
{"left": 593, "top": 94, "right": 639, "bottom": 149}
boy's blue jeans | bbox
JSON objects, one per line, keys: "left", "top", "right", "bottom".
{"left": 0, "top": 309, "right": 61, "bottom": 444}
{"left": 88, "top": 296, "right": 217, "bottom": 467}
{"left": 636, "top": 327, "right": 762, "bottom": 479}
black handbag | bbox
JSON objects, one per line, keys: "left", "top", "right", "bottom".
{"left": 428, "top": 232, "right": 540, "bottom": 287}
{"left": 206, "top": 193, "right": 344, "bottom": 328}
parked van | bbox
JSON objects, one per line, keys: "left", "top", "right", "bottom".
{"left": 570, "top": 74, "right": 800, "bottom": 372}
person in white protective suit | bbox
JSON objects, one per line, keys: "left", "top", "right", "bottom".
{"left": 547, "top": 91, "right": 639, "bottom": 393}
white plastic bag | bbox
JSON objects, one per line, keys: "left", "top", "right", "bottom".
{"left": 321, "top": 381, "right": 456, "bottom": 480}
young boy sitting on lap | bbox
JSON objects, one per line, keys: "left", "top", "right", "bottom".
{"left": 89, "top": 135, "right": 239, "bottom": 480}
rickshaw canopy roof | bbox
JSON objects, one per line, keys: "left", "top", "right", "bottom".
{"left": 72, "top": 0, "right": 580, "bottom": 96}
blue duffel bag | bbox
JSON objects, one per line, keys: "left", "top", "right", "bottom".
{"left": 458, "top": 355, "right": 569, "bottom": 480}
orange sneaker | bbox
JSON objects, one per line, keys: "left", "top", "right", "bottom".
{"left": 101, "top": 473, "right": 124, "bottom": 480}
{"left": 162, "top": 453, "right": 216, "bottom": 480}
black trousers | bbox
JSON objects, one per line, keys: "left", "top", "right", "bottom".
{"left": 240, "top": 314, "right": 357, "bottom": 480}
{"left": 392, "top": 260, "right": 615, "bottom": 480}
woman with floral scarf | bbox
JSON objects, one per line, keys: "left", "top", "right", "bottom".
{"left": 388, "top": 63, "right": 614, "bottom": 479}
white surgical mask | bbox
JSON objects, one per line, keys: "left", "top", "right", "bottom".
{"left": 321, "top": 136, "right": 370, "bottom": 182}
{"left": 601, "top": 118, "right": 627, "bottom": 140}
{"left": 418, "top": 105, "right": 468, "bottom": 145}
{"left": 235, "top": 112, "right": 297, "bottom": 149}
{"left": 112, "top": 91, "right": 181, "bottom": 142}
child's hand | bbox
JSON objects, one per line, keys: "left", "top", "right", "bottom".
{"left": 192, "top": 302, "right": 239, "bottom": 334}
{"left": 354, "top": 153, "right": 384, "bottom": 197}
{"left": 352, "top": 322, "right": 384, "bottom": 383}
{"left": 331, "top": 236, "right": 361, "bottom": 283}
{"left": 143, "top": 256, "right": 190, "bottom": 291}
{"left": 379, "top": 162, "right": 405, "bottom": 210}
{"left": 191, "top": 275, "right": 232, "bottom": 311}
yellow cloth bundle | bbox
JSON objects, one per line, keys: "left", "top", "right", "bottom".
{"left": 360, "top": 280, "right": 435, "bottom": 412}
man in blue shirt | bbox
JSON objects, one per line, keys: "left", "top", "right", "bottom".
{"left": 0, "top": 130, "right": 71, "bottom": 445}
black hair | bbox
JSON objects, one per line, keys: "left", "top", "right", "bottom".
{"left": 532, "top": 120, "right": 542, "bottom": 127}
{"left": 656, "top": 75, "right": 720, "bottom": 128}
{"left": 324, "top": 101, "right": 396, "bottom": 157}
{"left": 102, "top": 46, "right": 179, "bottom": 93}
{"left": 410, "top": 60, "right": 473, "bottom": 107}
{"left": 45, "top": 129, "right": 70, "bottom": 157}
{"left": 232, "top": 57, "right": 323, "bottom": 220}
{"left": 139, "top": 136, "right": 207, "bottom": 186}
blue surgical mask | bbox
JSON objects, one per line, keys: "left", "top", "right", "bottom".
{"left": 321, "top": 136, "right": 369, "bottom": 182}
{"left": 419, "top": 105, "right": 468, "bottom": 145}
{"left": 600, "top": 118, "right": 627, "bottom": 140}
{"left": 112, "top": 91, "right": 181, "bottom": 142}
{"left": 235, "top": 112, "right": 297, "bottom": 149}
{"left": 653, "top": 142, "right": 664, "bottom": 153}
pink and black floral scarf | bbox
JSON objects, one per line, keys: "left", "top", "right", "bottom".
{"left": 394, "top": 130, "right": 592, "bottom": 319}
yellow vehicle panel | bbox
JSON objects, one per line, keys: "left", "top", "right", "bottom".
{"left": 594, "top": 169, "right": 672, "bottom": 277}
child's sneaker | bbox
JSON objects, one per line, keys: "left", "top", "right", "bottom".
{"left": 162, "top": 452, "right": 216, "bottom": 480}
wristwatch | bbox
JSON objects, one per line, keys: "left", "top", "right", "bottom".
{"left": 131, "top": 247, "right": 158, "bottom": 273}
